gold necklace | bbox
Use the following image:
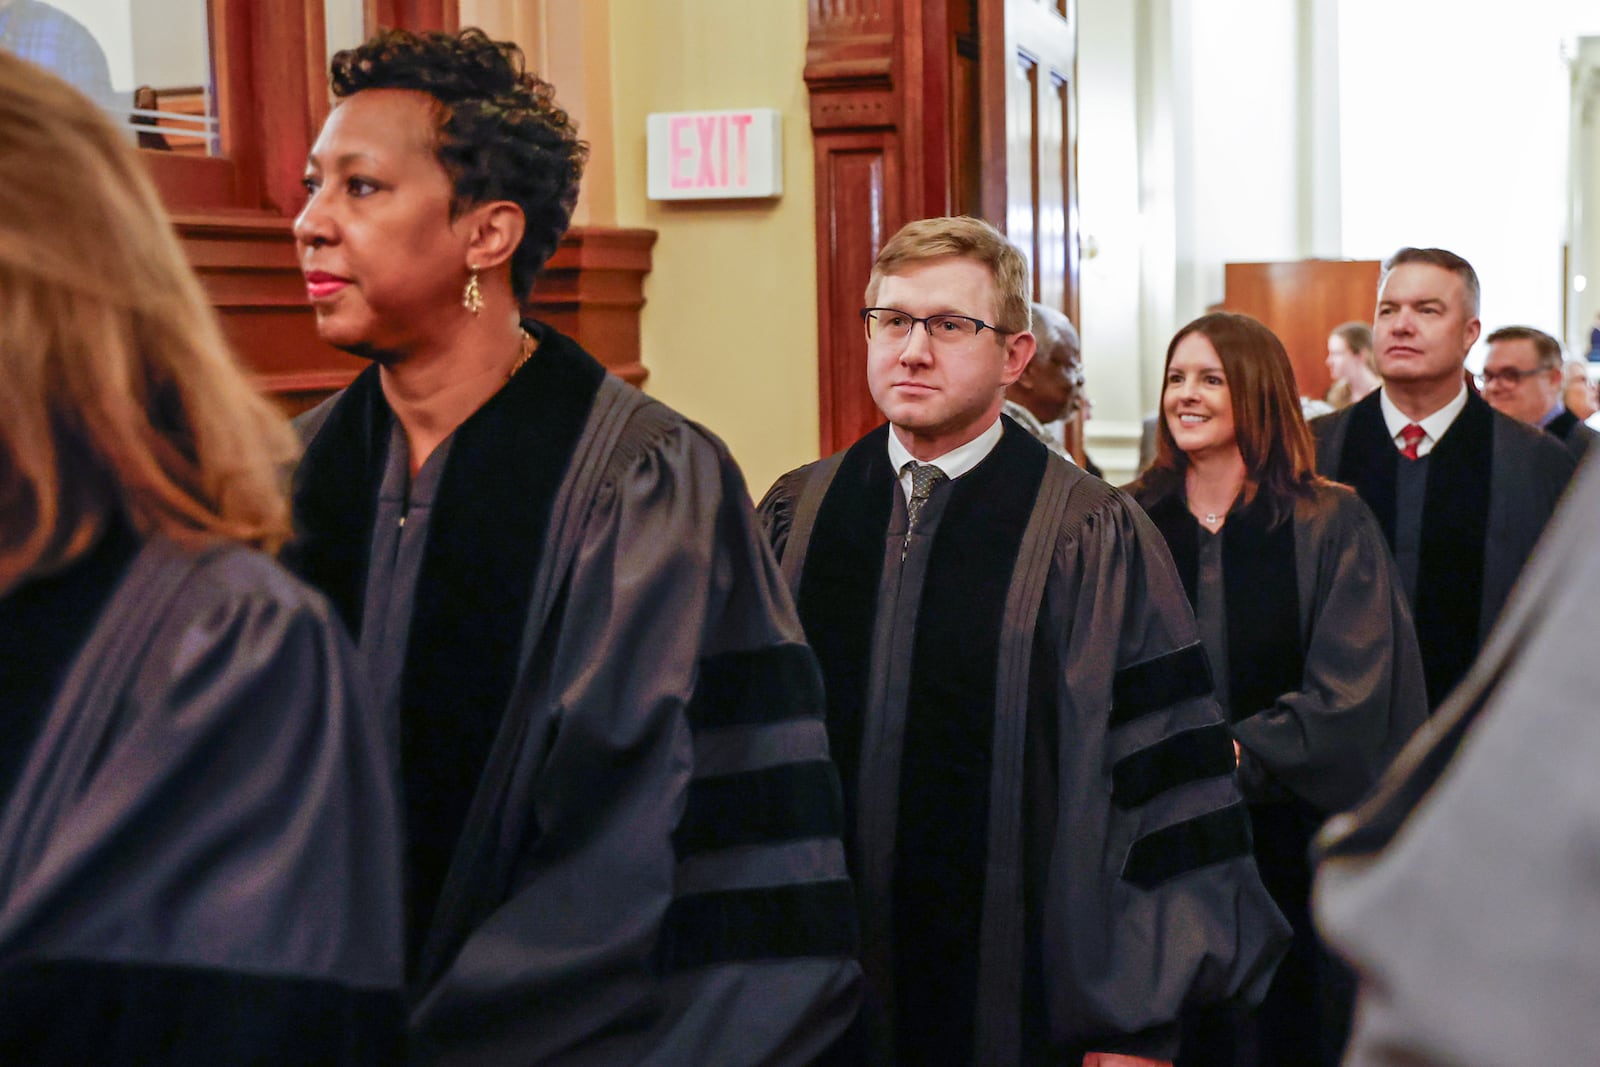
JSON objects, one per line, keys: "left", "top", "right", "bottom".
{"left": 506, "top": 328, "right": 537, "bottom": 380}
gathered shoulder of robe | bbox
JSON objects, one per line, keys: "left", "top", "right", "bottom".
{"left": 759, "top": 420, "right": 1289, "bottom": 1065}
{"left": 287, "top": 321, "right": 862, "bottom": 1066}
{"left": 1311, "top": 389, "right": 1573, "bottom": 708}
{"left": 1316, "top": 451, "right": 1600, "bottom": 1066}
{"left": 0, "top": 531, "right": 405, "bottom": 1065}
{"left": 1544, "top": 407, "right": 1596, "bottom": 463}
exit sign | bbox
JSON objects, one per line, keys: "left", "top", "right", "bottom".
{"left": 647, "top": 109, "right": 782, "bottom": 201}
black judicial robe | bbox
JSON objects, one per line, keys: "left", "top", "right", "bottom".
{"left": 1316, "top": 444, "right": 1600, "bottom": 1066}
{"left": 1133, "top": 482, "right": 1427, "bottom": 1067}
{"left": 0, "top": 536, "right": 405, "bottom": 1064}
{"left": 288, "top": 323, "right": 862, "bottom": 1065}
{"left": 1543, "top": 407, "right": 1596, "bottom": 463}
{"left": 1312, "top": 390, "right": 1573, "bottom": 708}
{"left": 760, "top": 421, "right": 1289, "bottom": 1065}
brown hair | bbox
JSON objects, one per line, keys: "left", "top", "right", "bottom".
{"left": 1382, "top": 247, "right": 1480, "bottom": 317}
{"left": 1485, "top": 325, "right": 1563, "bottom": 371}
{"left": 1331, "top": 320, "right": 1377, "bottom": 373}
{"left": 865, "top": 216, "right": 1032, "bottom": 336}
{"left": 1132, "top": 312, "right": 1320, "bottom": 527}
{"left": 0, "top": 53, "right": 298, "bottom": 593}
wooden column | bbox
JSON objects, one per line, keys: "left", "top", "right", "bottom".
{"left": 365, "top": 0, "right": 459, "bottom": 32}
{"left": 806, "top": 0, "right": 992, "bottom": 452}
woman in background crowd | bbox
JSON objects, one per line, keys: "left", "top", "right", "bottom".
{"left": 0, "top": 52, "right": 402, "bottom": 1063}
{"left": 1325, "top": 320, "right": 1381, "bottom": 409}
{"left": 1128, "top": 312, "right": 1426, "bottom": 1067}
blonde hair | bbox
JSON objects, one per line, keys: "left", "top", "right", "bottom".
{"left": 865, "top": 216, "right": 1032, "bottom": 335}
{"left": 0, "top": 53, "right": 298, "bottom": 593}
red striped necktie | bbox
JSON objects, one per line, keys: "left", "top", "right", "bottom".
{"left": 1399, "top": 423, "right": 1426, "bottom": 460}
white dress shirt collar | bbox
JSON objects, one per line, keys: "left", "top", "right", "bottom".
{"left": 887, "top": 416, "right": 1004, "bottom": 498}
{"left": 1379, "top": 384, "right": 1469, "bottom": 459}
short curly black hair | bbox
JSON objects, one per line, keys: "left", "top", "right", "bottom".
{"left": 330, "top": 27, "right": 588, "bottom": 303}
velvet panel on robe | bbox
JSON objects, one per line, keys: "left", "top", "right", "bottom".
{"left": 1134, "top": 480, "right": 1427, "bottom": 1067}
{"left": 0, "top": 537, "right": 405, "bottom": 1065}
{"left": 288, "top": 323, "right": 862, "bottom": 1066}
{"left": 761, "top": 420, "right": 1290, "bottom": 1065}
{"left": 1134, "top": 481, "right": 1428, "bottom": 816}
{"left": 1315, "top": 452, "right": 1600, "bottom": 1066}
{"left": 1311, "top": 390, "right": 1573, "bottom": 709}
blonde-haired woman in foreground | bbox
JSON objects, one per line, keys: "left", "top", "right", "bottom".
{"left": 0, "top": 52, "right": 402, "bottom": 1064}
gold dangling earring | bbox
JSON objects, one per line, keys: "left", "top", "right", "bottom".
{"left": 462, "top": 266, "right": 484, "bottom": 315}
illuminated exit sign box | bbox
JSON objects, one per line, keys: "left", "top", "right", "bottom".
{"left": 647, "top": 108, "right": 782, "bottom": 201}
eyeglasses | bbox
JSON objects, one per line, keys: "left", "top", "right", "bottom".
{"left": 861, "top": 307, "right": 1005, "bottom": 347}
{"left": 1476, "top": 366, "right": 1549, "bottom": 387}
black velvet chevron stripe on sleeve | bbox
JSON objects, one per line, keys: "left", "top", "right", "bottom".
{"left": 686, "top": 644, "right": 826, "bottom": 731}
{"left": 1109, "top": 643, "right": 1214, "bottom": 728}
{"left": 673, "top": 760, "right": 845, "bottom": 858}
{"left": 655, "top": 880, "right": 859, "bottom": 972}
{"left": 1111, "top": 722, "right": 1237, "bottom": 809}
{"left": 1120, "top": 803, "right": 1254, "bottom": 890}
{"left": 0, "top": 957, "right": 404, "bottom": 1065}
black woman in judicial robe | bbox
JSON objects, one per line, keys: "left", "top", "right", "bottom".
{"left": 285, "top": 29, "right": 860, "bottom": 1065}
{"left": 1310, "top": 250, "right": 1574, "bottom": 711}
{"left": 0, "top": 47, "right": 404, "bottom": 1063}
{"left": 1128, "top": 313, "right": 1428, "bottom": 1067}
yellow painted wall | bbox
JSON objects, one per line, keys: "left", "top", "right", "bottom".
{"left": 605, "top": 0, "right": 820, "bottom": 497}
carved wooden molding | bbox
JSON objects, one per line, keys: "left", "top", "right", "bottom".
{"left": 527, "top": 227, "right": 658, "bottom": 387}
{"left": 808, "top": 0, "right": 974, "bottom": 452}
{"left": 170, "top": 215, "right": 656, "bottom": 409}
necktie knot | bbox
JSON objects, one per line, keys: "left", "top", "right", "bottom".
{"left": 1399, "top": 423, "right": 1426, "bottom": 460}
{"left": 904, "top": 461, "right": 948, "bottom": 529}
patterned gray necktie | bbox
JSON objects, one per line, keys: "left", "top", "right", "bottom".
{"left": 904, "top": 461, "right": 949, "bottom": 531}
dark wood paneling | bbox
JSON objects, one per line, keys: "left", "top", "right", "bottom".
{"left": 528, "top": 227, "right": 658, "bottom": 387}
{"left": 365, "top": 0, "right": 458, "bottom": 32}
{"left": 808, "top": 0, "right": 987, "bottom": 452}
{"left": 816, "top": 141, "right": 898, "bottom": 453}
{"left": 989, "top": 0, "right": 1078, "bottom": 322}
{"left": 173, "top": 215, "right": 655, "bottom": 414}
{"left": 1224, "top": 260, "right": 1383, "bottom": 400}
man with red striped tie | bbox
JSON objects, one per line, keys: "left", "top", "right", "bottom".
{"left": 1310, "top": 247, "right": 1574, "bottom": 711}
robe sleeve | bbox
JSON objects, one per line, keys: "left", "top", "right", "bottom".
{"left": 1231, "top": 487, "right": 1428, "bottom": 813}
{"left": 1315, "top": 454, "right": 1600, "bottom": 1066}
{"left": 417, "top": 418, "right": 861, "bottom": 1066}
{"left": 1043, "top": 487, "right": 1289, "bottom": 1059}
{"left": 756, "top": 467, "right": 806, "bottom": 561}
{"left": 0, "top": 548, "right": 404, "bottom": 1065}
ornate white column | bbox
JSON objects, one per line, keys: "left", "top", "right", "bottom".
{"left": 1566, "top": 36, "right": 1600, "bottom": 354}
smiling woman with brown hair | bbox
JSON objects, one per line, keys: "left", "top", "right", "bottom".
{"left": 0, "top": 51, "right": 402, "bottom": 1064}
{"left": 1128, "top": 312, "right": 1427, "bottom": 1067}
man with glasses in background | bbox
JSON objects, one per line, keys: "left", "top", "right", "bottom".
{"left": 1480, "top": 325, "right": 1595, "bottom": 461}
{"left": 759, "top": 215, "right": 1287, "bottom": 1067}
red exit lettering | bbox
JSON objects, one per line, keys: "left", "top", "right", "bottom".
{"left": 665, "top": 112, "right": 754, "bottom": 191}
